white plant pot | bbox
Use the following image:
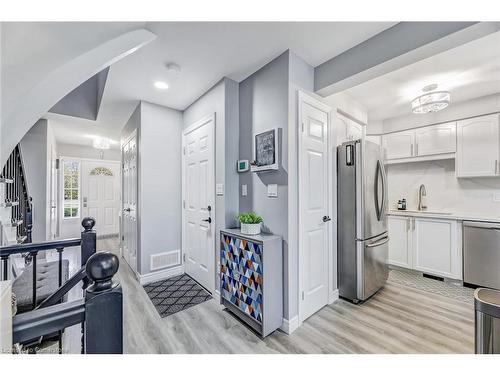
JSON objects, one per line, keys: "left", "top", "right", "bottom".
{"left": 241, "top": 223, "right": 261, "bottom": 235}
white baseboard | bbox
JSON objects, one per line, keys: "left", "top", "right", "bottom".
{"left": 329, "top": 289, "right": 339, "bottom": 304}
{"left": 138, "top": 265, "right": 184, "bottom": 285}
{"left": 280, "top": 315, "right": 299, "bottom": 335}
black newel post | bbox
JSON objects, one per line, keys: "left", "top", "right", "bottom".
{"left": 81, "top": 217, "right": 96, "bottom": 268}
{"left": 84, "top": 251, "right": 122, "bottom": 354}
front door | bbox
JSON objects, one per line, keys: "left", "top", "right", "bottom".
{"left": 81, "top": 160, "right": 120, "bottom": 236}
{"left": 122, "top": 134, "right": 138, "bottom": 272}
{"left": 183, "top": 114, "right": 215, "bottom": 294}
{"left": 299, "top": 93, "right": 331, "bottom": 322}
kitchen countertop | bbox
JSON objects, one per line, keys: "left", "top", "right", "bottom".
{"left": 388, "top": 209, "right": 500, "bottom": 223}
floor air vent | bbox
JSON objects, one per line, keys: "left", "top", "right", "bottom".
{"left": 150, "top": 250, "right": 181, "bottom": 271}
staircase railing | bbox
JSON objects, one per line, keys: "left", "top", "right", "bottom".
{"left": 1, "top": 144, "right": 33, "bottom": 244}
{"left": 0, "top": 217, "right": 122, "bottom": 353}
{"left": 12, "top": 251, "right": 123, "bottom": 354}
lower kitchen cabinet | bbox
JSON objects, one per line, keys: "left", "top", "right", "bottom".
{"left": 388, "top": 216, "right": 412, "bottom": 269}
{"left": 388, "top": 216, "right": 462, "bottom": 280}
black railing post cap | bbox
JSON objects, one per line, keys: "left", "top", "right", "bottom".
{"left": 82, "top": 217, "right": 96, "bottom": 232}
{"left": 85, "top": 252, "right": 119, "bottom": 293}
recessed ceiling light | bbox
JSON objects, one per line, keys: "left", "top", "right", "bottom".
{"left": 154, "top": 81, "right": 169, "bottom": 90}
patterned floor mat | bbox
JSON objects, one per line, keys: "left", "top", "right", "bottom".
{"left": 388, "top": 269, "right": 475, "bottom": 304}
{"left": 144, "top": 274, "right": 212, "bottom": 318}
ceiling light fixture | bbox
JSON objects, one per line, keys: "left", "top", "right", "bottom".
{"left": 411, "top": 84, "right": 451, "bottom": 114}
{"left": 92, "top": 137, "right": 111, "bottom": 150}
{"left": 154, "top": 81, "right": 169, "bottom": 90}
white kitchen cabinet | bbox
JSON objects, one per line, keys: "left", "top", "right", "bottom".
{"left": 412, "top": 217, "right": 460, "bottom": 279}
{"left": 337, "top": 114, "right": 363, "bottom": 145}
{"left": 388, "top": 216, "right": 412, "bottom": 269}
{"left": 382, "top": 130, "right": 415, "bottom": 159}
{"left": 415, "top": 122, "right": 456, "bottom": 156}
{"left": 388, "top": 215, "right": 461, "bottom": 280}
{"left": 456, "top": 114, "right": 500, "bottom": 178}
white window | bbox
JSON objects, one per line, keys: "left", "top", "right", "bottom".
{"left": 63, "top": 160, "right": 80, "bottom": 219}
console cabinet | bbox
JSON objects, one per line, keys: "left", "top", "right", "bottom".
{"left": 220, "top": 229, "right": 282, "bottom": 337}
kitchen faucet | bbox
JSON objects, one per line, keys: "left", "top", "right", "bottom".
{"left": 418, "top": 184, "right": 427, "bottom": 211}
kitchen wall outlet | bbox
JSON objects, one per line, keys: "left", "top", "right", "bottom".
{"left": 493, "top": 192, "right": 500, "bottom": 202}
{"left": 241, "top": 184, "right": 247, "bottom": 197}
{"left": 216, "top": 183, "right": 224, "bottom": 196}
{"left": 267, "top": 184, "right": 278, "bottom": 198}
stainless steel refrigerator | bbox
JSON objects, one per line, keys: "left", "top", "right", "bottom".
{"left": 337, "top": 139, "right": 389, "bottom": 303}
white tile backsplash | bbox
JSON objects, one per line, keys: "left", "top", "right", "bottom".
{"left": 387, "top": 159, "right": 500, "bottom": 217}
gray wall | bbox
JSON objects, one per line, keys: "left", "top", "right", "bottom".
{"left": 57, "top": 142, "right": 121, "bottom": 161}
{"left": 139, "top": 102, "right": 183, "bottom": 275}
{"left": 182, "top": 77, "right": 239, "bottom": 291}
{"left": 19, "top": 119, "right": 49, "bottom": 242}
{"left": 239, "top": 51, "right": 290, "bottom": 316}
{"left": 121, "top": 102, "right": 183, "bottom": 275}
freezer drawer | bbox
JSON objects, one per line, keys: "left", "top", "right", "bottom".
{"left": 463, "top": 221, "right": 500, "bottom": 290}
{"left": 357, "top": 232, "right": 389, "bottom": 301}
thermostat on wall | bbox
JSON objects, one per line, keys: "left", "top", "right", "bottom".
{"left": 237, "top": 160, "right": 249, "bottom": 173}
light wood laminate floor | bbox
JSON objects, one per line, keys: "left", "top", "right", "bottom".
{"left": 100, "top": 237, "right": 474, "bottom": 354}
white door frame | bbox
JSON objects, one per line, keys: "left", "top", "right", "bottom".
{"left": 120, "top": 129, "right": 138, "bottom": 271}
{"left": 181, "top": 113, "right": 216, "bottom": 295}
{"left": 297, "top": 91, "right": 335, "bottom": 325}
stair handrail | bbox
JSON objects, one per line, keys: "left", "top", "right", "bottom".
{"left": 12, "top": 251, "right": 123, "bottom": 354}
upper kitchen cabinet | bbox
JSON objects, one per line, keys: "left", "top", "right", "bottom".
{"left": 382, "top": 130, "right": 415, "bottom": 159}
{"left": 414, "top": 122, "right": 456, "bottom": 156}
{"left": 337, "top": 113, "right": 363, "bottom": 145}
{"left": 383, "top": 123, "right": 457, "bottom": 163}
{"left": 456, "top": 114, "right": 500, "bottom": 178}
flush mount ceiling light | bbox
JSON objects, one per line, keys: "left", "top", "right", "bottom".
{"left": 92, "top": 137, "right": 111, "bottom": 150}
{"left": 411, "top": 84, "right": 451, "bottom": 114}
{"left": 154, "top": 81, "right": 169, "bottom": 90}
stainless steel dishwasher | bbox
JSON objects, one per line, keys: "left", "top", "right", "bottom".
{"left": 463, "top": 221, "right": 500, "bottom": 290}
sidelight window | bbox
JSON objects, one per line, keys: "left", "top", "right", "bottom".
{"left": 63, "top": 160, "right": 80, "bottom": 218}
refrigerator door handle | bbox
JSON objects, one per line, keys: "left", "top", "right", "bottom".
{"left": 374, "top": 160, "right": 385, "bottom": 221}
{"left": 366, "top": 236, "right": 390, "bottom": 248}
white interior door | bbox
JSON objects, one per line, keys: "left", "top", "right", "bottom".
{"left": 122, "top": 134, "right": 138, "bottom": 272}
{"left": 183, "top": 114, "right": 215, "bottom": 294}
{"left": 81, "top": 160, "right": 120, "bottom": 236}
{"left": 299, "top": 93, "right": 331, "bottom": 322}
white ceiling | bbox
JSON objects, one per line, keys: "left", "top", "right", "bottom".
{"left": 30, "top": 22, "right": 396, "bottom": 148}
{"left": 342, "top": 31, "right": 500, "bottom": 123}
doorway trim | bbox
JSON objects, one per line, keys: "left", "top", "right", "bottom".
{"left": 297, "top": 91, "right": 336, "bottom": 326}
{"left": 181, "top": 113, "right": 216, "bottom": 296}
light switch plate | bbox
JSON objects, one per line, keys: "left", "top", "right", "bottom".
{"left": 216, "top": 183, "right": 224, "bottom": 196}
{"left": 241, "top": 184, "right": 247, "bottom": 197}
{"left": 267, "top": 184, "right": 278, "bottom": 198}
{"left": 493, "top": 192, "right": 500, "bottom": 202}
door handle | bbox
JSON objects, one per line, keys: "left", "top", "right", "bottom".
{"left": 202, "top": 217, "right": 212, "bottom": 224}
{"left": 367, "top": 236, "right": 390, "bottom": 248}
{"left": 322, "top": 215, "right": 331, "bottom": 222}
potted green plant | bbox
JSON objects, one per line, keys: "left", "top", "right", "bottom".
{"left": 237, "top": 212, "right": 263, "bottom": 235}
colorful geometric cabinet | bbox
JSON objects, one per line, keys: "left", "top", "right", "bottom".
{"left": 220, "top": 229, "right": 283, "bottom": 337}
